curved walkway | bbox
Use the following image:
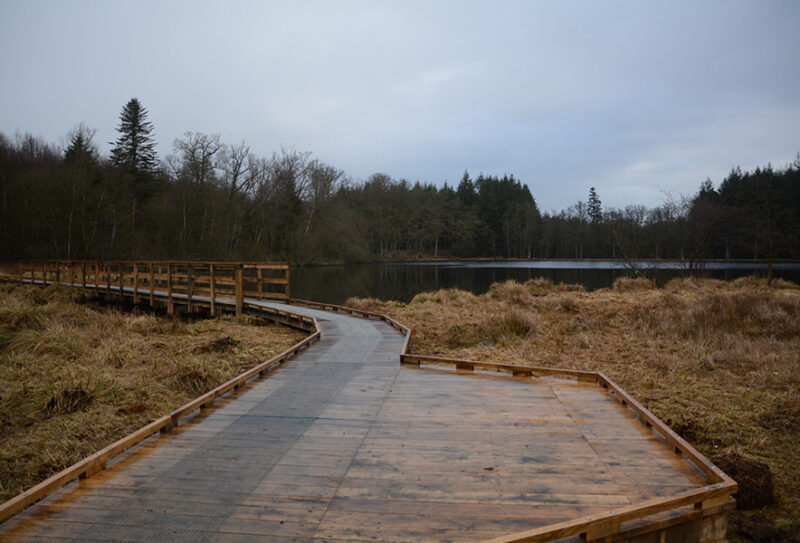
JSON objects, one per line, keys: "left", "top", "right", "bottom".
{"left": 0, "top": 302, "right": 706, "bottom": 542}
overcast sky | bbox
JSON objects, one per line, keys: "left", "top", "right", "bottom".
{"left": 2, "top": 1, "right": 799, "bottom": 211}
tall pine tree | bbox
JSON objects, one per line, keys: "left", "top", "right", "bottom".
{"left": 588, "top": 187, "right": 602, "bottom": 223}
{"left": 110, "top": 98, "right": 158, "bottom": 176}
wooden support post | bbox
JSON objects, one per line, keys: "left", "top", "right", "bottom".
{"left": 105, "top": 262, "right": 111, "bottom": 294}
{"left": 235, "top": 265, "right": 243, "bottom": 316}
{"left": 149, "top": 264, "right": 154, "bottom": 307}
{"left": 257, "top": 266, "right": 263, "bottom": 299}
{"left": 81, "top": 262, "right": 86, "bottom": 288}
{"left": 209, "top": 264, "right": 216, "bottom": 316}
{"left": 54, "top": 261, "right": 60, "bottom": 285}
{"left": 167, "top": 264, "right": 174, "bottom": 316}
{"left": 118, "top": 262, "right": 124, "bottom": 301}
{"left": 133, "top": 263, "right": 139, "bottom": 305}
{"left": 285, "top": 264, "right": 291, "bottom": 299}
{"left": 187, "top": 265, "right": 193, "bottom": 313}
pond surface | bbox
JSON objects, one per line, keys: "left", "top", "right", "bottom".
{"left": 291, "top": 260, "right": 800, "bottom": 305}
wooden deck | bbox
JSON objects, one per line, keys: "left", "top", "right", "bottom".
{"left": 0, "top": 301, "right": 715, "bottom": 542}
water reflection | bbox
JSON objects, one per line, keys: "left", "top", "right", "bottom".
{"left": 291, "top": 261, "right": 800, "bottom": 305}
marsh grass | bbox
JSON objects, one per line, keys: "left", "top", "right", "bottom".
{"left": 613, "top": 276, "right": 652, "bottom": 291}
{"left": 0, "top": 283, "right": 306, "bottom": 502}
{"left": 347, "top": 276, "right": 800, "bottom": 539}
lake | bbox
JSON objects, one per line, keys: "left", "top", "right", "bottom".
{"left": 290, "top": 260, "right": 800, "bottom": 305}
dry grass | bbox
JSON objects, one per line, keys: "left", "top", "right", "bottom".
{"left": 613, "top": 276, "right": 652, "bottom": 291}
{"left": 0, "top": 283, "right": 306, "bottom": 502}
{"left": 347, "top": 277, "right": 800, "bottom": 540}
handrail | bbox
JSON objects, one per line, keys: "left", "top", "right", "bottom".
{"left": 17, "top": 260, "right": 291, "bottom": 313}
{"left": 288, "top": 297, "right": 737, "bottom": 542}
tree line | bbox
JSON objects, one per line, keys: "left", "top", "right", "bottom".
{"left": 1, "top": 98, "right": 798, "bottom": 265}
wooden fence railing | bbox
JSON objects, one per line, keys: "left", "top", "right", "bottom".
{"left": 17, "top": 260, "right": 290, "bottom": 315}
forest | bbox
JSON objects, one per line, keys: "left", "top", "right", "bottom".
{"left": 1, "top": 99, "right": 799, "bottom": 265}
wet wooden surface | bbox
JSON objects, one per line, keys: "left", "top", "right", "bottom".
{"left": 0, "top": 302, "right": 707, "bottom": 542}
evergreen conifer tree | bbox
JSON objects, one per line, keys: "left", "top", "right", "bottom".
{"left": 110, "top": 98, "right": 158, "bottom": 176}
{"left": 588, "top": 187, "right": 602, "bottom": 223}
{"left": 64, "top": 124, "right": 99, "bottom": 166}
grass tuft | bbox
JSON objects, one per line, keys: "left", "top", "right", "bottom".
{"left": 613, "top": 276, "right": 652, "bottom": 291}
{"left": 487, "top": 280, "right": 532, "bottom": 305}
{"left": 524, "top": 277, "right": 557, "bottom": 296}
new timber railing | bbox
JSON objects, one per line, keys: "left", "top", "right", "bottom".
{"left": 17, "top": 260, "right": 290, "bottom": 315}
{"left": 287, "top": 298, "right": 737, "bottom": 543}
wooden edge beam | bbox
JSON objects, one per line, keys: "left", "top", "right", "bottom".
{"left": 483, "top": 483, "right": 736, "bottom": 543}
{"left": 595, "top": 372, "right": 735, "bottom": 485}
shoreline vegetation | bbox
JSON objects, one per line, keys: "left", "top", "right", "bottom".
{"left": 0, "top": 283, "right": 306, "bottom": 503}
{"left": 347, "top": 276, "right": 800, "bottom": 542}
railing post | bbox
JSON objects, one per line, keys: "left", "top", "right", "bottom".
{"left": 235, "top": 265, "right": 243, "bottom": 316}
{"left": 209, "top": 264, "right": 216, "bottom": 316}
{"left": 94, "top": 261, "right": 99, "bottom": 295}
{"left": 187, "top": 265, "right": 193, "bottom": 313}
{"left": 133, "top": 263, "right": 139, "bottom": 305}
{"left": 54, "top": 261, "right": 60, "bottom": 285}
{"left": 105, "top": 262, "right": 111, "bottom": 295}
{"left": 167, "top": 263, "right": 174, "bottom": 316}
{"left": 118, "top": 261, "right": 124, "bottom": 301}
{"left": 149, "top": 263, "right": 154, "bottom": 307}
{"left": 81, "top": 262, "right": 86, "bottom": 288}
{"left": 285, "top": 264, "right": 291, "bottom": 299}
{"left": 257, "top": 266, "right": 263, "bottom": 299}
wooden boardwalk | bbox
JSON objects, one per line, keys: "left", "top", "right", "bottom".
{"left": 0, "top": 301, "right": 710, "bottom": 542}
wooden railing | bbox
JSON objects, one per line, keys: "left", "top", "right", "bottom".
{"left": 17, "top": 260, "right": 290, "bottom": 315}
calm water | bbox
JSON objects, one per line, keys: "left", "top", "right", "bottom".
{"left": 291, "top": 260, "right": 800, "bottom": 305}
